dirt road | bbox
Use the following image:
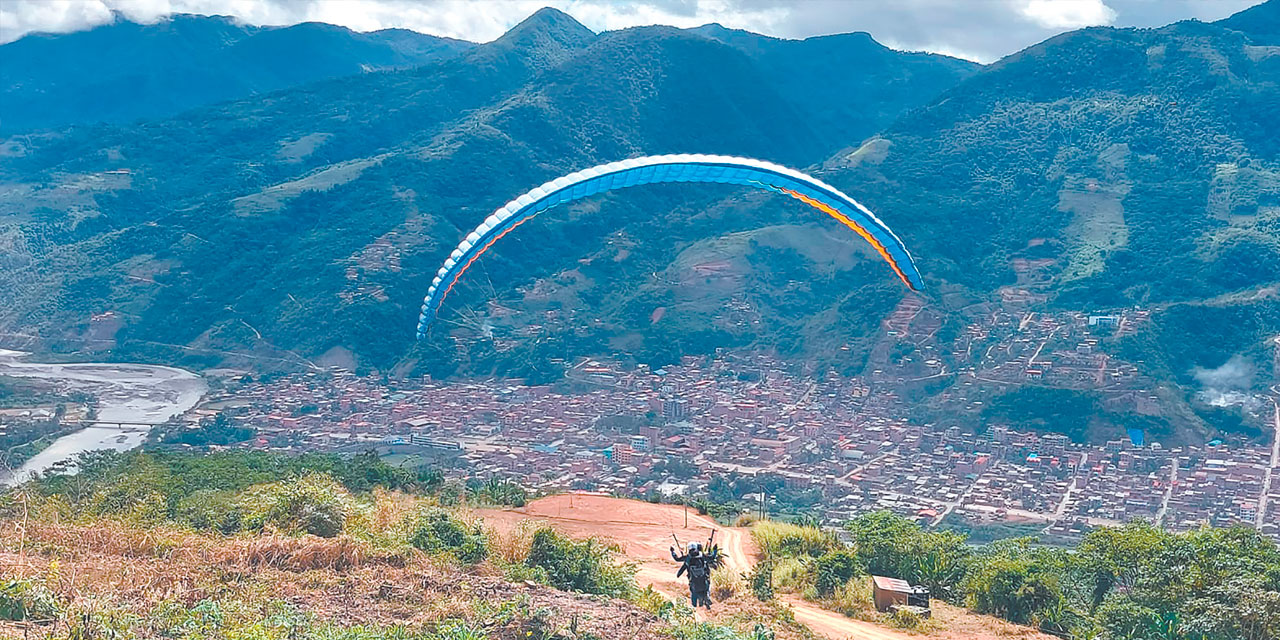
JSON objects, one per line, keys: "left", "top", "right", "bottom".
{"left": 478, "top": 493, "right": 751, "bottom": 603}
{"left": 477, "top": 494, "right": 909, "bottom": 640}
{"left": 477, "top": 495, "right": 1053, "bottom": 640}
{"left": 780, "top": 597, "right": 910, "bottom": 640}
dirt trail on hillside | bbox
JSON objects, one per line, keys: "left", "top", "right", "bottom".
{"left": 478, "top": 495, "right": 1056, "bottom": 640}
{"left": 478, "top": 495, "right": 913, "bottom": 640}
{"left": 780, "top": 596, "right": 909, "bottom": 640}
{"left": 478, "top": 494, "right": 750, "bottom": 603}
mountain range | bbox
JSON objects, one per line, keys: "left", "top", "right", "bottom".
{"left": 2, "top": 2, "right": 1279, "bottom": 445}
{"left": 0, "top": 12, "right": 473, "bottom": 132}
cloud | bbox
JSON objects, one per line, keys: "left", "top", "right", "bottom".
{"left": 0, "top": 0, "right": 1266, "bottom": 62}
{"left": 1192, "top": 355, "right": 1254, "bottom": 390}
{"left": 1020, "top": 0, "right": 1116, "bottom": 29}
{"left": 1192, "top": 355, "right": 1262, "bottom": 410}
{"left": 0, "top": 0, "right": 114, "bottom": 42}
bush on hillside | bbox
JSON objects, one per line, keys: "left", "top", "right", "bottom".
{"left": 813, "top": 550, "right": 862, "bottom": 596}
{"left": 235, "top": 473, "right": 351, "bottom": 538}
{"left": 525, "top": 527, "right": 635, "bottom": 598}
{"left": 845, "top": 511, "right": 969, "bottom": 599}
{"left": 407, "top": 508, "right": 488, "bottom": 565}
{"left": 962, "top": 543, "right": 1066, "bottom": 626}
{"left": 749, "top": 558, "right": 775, "bottom": 601}
{"left": 0, "top": 578, "right": 59, "bottom": 621}
{"left": 469, "top": 476, "right": 528, "bottom": 507}
{"left": 174, "top": 489, "right": 243, "bottom": 533}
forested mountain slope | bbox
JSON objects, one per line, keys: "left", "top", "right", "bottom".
{"left": 0, "top": 8, "right": 978, "bottom": 375}
{"left": 0, "top": 13, "right": 474, "bottom": 132}
{"left": 818, "top": 0, "right": 1280, "bottom": 386}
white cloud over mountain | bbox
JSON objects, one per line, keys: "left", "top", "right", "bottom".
{"left": 0, "top": 0, "right": 1265, "bottom": 62}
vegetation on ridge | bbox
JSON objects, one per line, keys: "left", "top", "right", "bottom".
{"left": 751, "top": 510, "right": 1280, "bottom": 639}
{"left": 0, "top": 450, "right": 793, "bottom": 639}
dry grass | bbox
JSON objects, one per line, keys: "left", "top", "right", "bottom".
{"left": 711, "top": 569, "right": 745, "bottom": 601}
{"left": 772, "top": 556, "right": 812, "bottom": 592}
{"left": 825, "top": 577, "right": 875, "bottom": 618}
{"left": 0, "top": 517, "right": 669, "bottom": 639}
{"left": 927, "top": 600, "right": 1060, "bottom": 640}
{"left": 485, "top": 518, "right": 543, "bottom": 564}
{"left": 230, "top": 535, "right": 376, "bottom": 572}
{"left": 349, "top": 488, "right": 421, "bottom": 537}
{"left": 3, "top": 518, "right": 411, "bottom": 574}
{"left": 8, "top": 519, "right": 201, "bottom": 560}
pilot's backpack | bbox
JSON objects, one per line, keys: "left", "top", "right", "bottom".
{"left": 688, "top": 558, "right": 710, "bottom": 580}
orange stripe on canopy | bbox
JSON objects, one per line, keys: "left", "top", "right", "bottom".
{"left": 438, "top": 184, "right": 917, "bottom": 316}
{"left": 440, "top": 213, "right": 543, "bottom": 309}
{"left": 776, "top": 187, "right": 916, "bottom": 290}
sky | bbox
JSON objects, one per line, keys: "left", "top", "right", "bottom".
{"left": 0, "top": 0, "right": 1267, "bottom": 62}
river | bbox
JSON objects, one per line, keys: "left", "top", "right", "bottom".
{"left": 0, "top": 349, "right": 207, "bottom": 486}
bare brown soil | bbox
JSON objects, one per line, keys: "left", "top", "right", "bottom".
{"left": 477, "top": 492, "right": 757, "bottom": 604}
{"left": 478, "top": 494, "right": 1058, "bottom": 640}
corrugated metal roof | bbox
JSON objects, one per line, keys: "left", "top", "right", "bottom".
{"left": 872, "top": 575, "right": 912, "bottom": 592}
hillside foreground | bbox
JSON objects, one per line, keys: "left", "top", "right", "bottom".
{"left": 478, "top": 494, "right": 1055, "bottom": 640}
{"left": 0, "top": 489, "right": 1057, "bottom": 640}
{"left": 0, "top": 515, "right": 666, "bottom": 639}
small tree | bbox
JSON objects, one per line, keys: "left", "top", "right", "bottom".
{"left": 525, "top": 527, "right": 634, "bottom": 597}
{"left": 814, "top": 550, "right": 862, "bottom": 596}
{"left": 750, "top": 559, "right": 775, "bottom": 601}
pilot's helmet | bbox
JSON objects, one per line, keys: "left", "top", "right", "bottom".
{"left": 688, "top": 542, "right": 701, "bottom": 553}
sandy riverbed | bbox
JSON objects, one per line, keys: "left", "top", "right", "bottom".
{"left": 0, "top": 350, "right": 207, "bottom": 485}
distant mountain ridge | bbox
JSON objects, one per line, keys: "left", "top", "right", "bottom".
{"left": 1216, "top": 0, "right": 1280, "bottom": 42}
{"left": 692, "top": 23, "right": 978, "bottom": 146}
{"left": 0, "top": 6, "right": 983, "bottom": 382}
{"left": 0, "top": 12, "right": 475, "bottom": 132}
{"left": 3, "top": 3, "right": 1279, "bottom": 444}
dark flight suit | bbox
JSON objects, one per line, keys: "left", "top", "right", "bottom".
{"left": 671, "top": 546, "right": 718, "bottom": 608}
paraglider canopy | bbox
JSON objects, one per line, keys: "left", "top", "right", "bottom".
{"left": 417, "top": 154, "right": 923, "bottom": 338}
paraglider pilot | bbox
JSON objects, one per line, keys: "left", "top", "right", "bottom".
{"left": 671, "top": 541, "right": 719, "bottom": 609}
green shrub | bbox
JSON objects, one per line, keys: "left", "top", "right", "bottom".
{"left": 963, "top": 556, "right": 1063, "bottom": 625}
{"left": 845, "top": 511, "right": 969, "bottom": 599}
{"left": 236, "top": 473, "right": 351, "bottom": 537}
{"left": 174, "top": 489, "right": 243, "bottom": 533}
{"left": 0, "top": 578, "right": 59, "bottom": 621}
{"left": 408, "top": 508, "right": 488, "bottom": 565}
{"left": 813, "top": 550, "right": 861, "bottom": 596}
{"left": 749, "top": 559, "right": 775, "bottom": 601}
{"left": 633, "top": 585, "right": 676, "bottom": 618}
{"left": 666, "top": 620, "right": 777, "bottom": 640}
{"left": 470, "top": 477, "right": 528, "bottom": 507}
{"left": 499, "top": 560, "right": 549, "bottom": 585}
{"left": 525, "top": 527, "right": 634, "bottom": 598}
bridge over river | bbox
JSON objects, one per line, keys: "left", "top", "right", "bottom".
{"left": 0, "top": 350, "right": 206, "bottom": 486}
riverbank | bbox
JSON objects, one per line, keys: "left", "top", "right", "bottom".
{"left": 0, "top": 350, "right": 207, "bottom": 485}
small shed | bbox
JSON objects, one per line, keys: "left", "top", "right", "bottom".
{"left": 872, "top": 576, "right": 913, "bottom": 612}
{"left": 872, "top": 576, "right": 930, "bottom": 612}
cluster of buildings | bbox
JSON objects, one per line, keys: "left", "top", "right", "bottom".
{"left": 190, "top": 331, "right": 1280, "bottom": 541}
{"left": 159, "top": 296, "right": 1279, "bottom": 542}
